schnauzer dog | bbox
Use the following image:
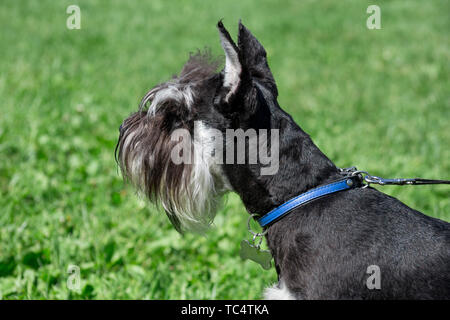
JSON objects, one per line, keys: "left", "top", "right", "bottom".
{"left": 116, "top": 21, "right": 450, "bottom": 299}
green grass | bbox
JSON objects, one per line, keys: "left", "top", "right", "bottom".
{"left": 0, "top": 0, "right": 448, "bottom": 299}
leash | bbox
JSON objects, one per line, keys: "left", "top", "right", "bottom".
{"left": 240, "top": 166, "right": 449, "bottom": 269}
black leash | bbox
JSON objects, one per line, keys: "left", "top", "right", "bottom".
{"left": 247, "top": 166, "right": 449, "bottom": 268}
{"left": 339, "top": 167, "right": 450, "bottom": 187}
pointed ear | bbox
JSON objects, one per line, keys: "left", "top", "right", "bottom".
{"left": 238, "top": 21, "right": 277, "bottom": 95}
{"left": 216, "top": 21, "right": 242, "bottom": 103}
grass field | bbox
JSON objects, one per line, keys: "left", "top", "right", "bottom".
{"left": 0, "top": 0, "right": 448, "bottom": 299}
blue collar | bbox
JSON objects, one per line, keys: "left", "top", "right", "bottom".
{"left": 257, "top": 176, "right": 360, "bottom": 227}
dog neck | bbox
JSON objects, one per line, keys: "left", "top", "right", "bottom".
{"left": 223, "top": 112, "right": 340, "bottom": 217}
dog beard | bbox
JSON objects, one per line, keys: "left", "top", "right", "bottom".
{"left": 117, "top": 110, "right": 231, "bottom": 233}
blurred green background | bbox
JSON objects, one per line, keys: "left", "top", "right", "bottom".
{"left": 0, "top": 0, "right": 448, "bottom": 299}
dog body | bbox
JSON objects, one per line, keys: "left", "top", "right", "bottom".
{"left": 264, "top": 180, "right": 450, "bottom": 299}
{"left": 117, "top": 22, "right": 450, "bottom": 299}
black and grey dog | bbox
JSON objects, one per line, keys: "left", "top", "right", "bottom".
{"left": 116, "top": 21, "right": 450, "bottom": 299}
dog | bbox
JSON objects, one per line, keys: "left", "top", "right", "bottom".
{"left": 116, "top": 21, "right": 450, "bottom": 299}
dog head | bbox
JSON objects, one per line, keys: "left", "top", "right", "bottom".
{"left": 116, "top": 21, "right": 280, "bottom": 232}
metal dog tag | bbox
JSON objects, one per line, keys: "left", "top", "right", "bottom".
{"left": 240, "top": 240, "right": 272, "bottom": 270}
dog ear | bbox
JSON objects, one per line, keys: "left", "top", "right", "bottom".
{"left": 216, "top": 20, "right": 242, "bottom": 104}
{"left": 238, "top": 21, "right": 277, "bottom": 96}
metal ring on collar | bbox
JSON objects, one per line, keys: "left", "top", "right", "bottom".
{"left": 247, "top": 214, "right": 268, "bottom": 237}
